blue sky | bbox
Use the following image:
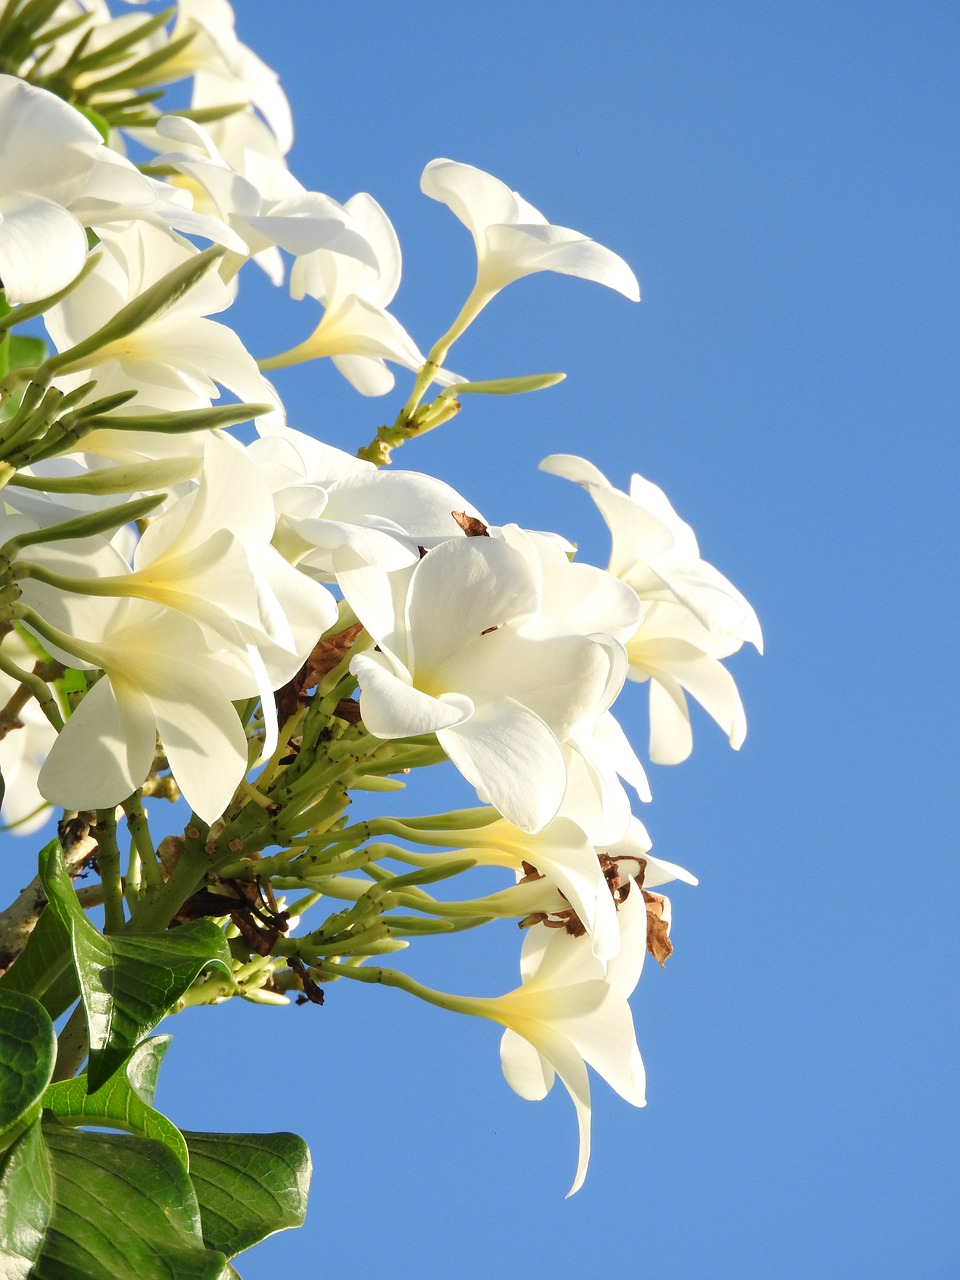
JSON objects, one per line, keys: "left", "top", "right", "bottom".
{"left": 4, "top": 2, "right": 959, "bottom": 1276}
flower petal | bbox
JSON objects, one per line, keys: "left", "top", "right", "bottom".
{"left": 352, "top": 652, "right": 473, "bottom": 739}
{"left": 439, "top": 695, "right": 566, "bottom": 832}
{"left": 38, "top": 676, "right": 155, "bottom": 811}
{"left": 0, "top": 196, "right": 88, "bottom": 305}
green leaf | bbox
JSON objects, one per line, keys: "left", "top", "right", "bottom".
{"left": 0, "top": 899, "right": 78, "bottom": 1022}
{"left": 42, "top": 1037, "right": 188, "bottom": 1170}
{"left": 7, "top": 334, "right": 47, "bottom": 370}
{"left": 0, "top": 991, "right": 56, "bottom": 1147}
{"left": 0, "top": 1122, "right": 53, "bottom": 1279}
{"left": 31, "top": 1121, "right": 229, "bottom": 1279}
{"left": 124, "top": 1033, "right": 170, "bottom": 1106}
{"left": 184, "top": 1131, "right": 311, "bottom": 1260}
{"left": 39, "top": 844, "right": 232, "bottom": 1091}
{"left": 71, "top": 104, "right": 110, "bottom": 143}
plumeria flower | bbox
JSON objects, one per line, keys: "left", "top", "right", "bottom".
{"left": 0, "top": 75, "right": 106, "bottom": 304}
{"left": 154, "top": 116, "right": 377, "bottom": 286}
{"left": 472, "top": 885, "right": 648, "bottom": 1196}
{"left": 541, "top": 453, "right": 762, "bottom": 645}
{"left": 345, "top": 536, "right": 618, "bottom": 832}
{"left": 18, "top": 533, "right": 262, "bottom": 823}
{"left": 17, "top": 434, "right": 337, "bottom": 772}
{"left": 114, "top": 433, "right": 337, "bottom": 673}
{"left": 386, "top": 807, "right": 695, "bottom": 965}
{"left": 165, "top": 0, "right": 293, "bottom": 155}
{"left": 265, "top": 192, "right": 457, "bottom": 395}
{"left": 420, "top": 158, "right": 640, "bottom": 355}
{"left": 70, "top": 143, "right": 248, "bottom": 257}
{"left": 247, "top": 426, "right": 483, "bottom": 579}
{"left": 0, "top": 75, "right": 243, "bottom": 306}
{"left": 45, "top": 221, "right": 283, "bottom": 424}
{"left": 541, "top": 453, "right": 762, "bottom": 763}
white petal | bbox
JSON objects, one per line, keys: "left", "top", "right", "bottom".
{"left": 352, "top": 652, "right": 473, "bottom": 739}
{"left": 151, "top": 682, "right": 249, "bottom": 824}
{"left": 330, "top": 353, "right": 396, "bottom": 396}
{"left": 38, "top": 677, "right": 156, "bottom": 811}
{"left": 539, "top": 452, "right": 615, "bottom": 490}
{"left": 484, "top": 222, "right": 639, "bottom": 300}
{"left": 420, "top": 158, "right": 521, "bottom": 244}
{"left": 439, "top": 695, "right": 566, "bottom": 833}
{"left": 500, "top": 1027, "right": 554, "bottom": 1100}
{"left": 406, "top": 538, "right": 537, "bottom": 676}
{"left": 0, "top": 196, "right": 88, "bottom": 305}
{"left": 647, "top": 673, "right": 693, "bottom": 764}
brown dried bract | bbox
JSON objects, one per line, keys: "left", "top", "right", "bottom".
{"left": 275, "top": 622, "right": 365, "bottom": 721}
{"left": 452, "top": 511, "right": 489, "bottom": 537}
{"left": 157, "top": 835, "right": 183, "bottom": 875}
{"left": 307, "top": 623, "right": 364, "bottom": 682}
{"left": 173, "top": 877, "right": 289, "bottom": 957}
{"left": 642, "top": 890, "right": 674, "bottom": 967}
{"left": 334, "top": 697, "right": 362, "bottom": 725}
{"left": 290, "top": 955, "right": 325, "bottom": 1005}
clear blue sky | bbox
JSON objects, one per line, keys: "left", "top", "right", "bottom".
{"left": 6, "top": 2, "right": 959, "bottom": 1276}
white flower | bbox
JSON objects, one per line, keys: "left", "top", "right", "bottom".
{"left": 541, "top": 454, "right": 762, "bottom": 763}
{"left": 485, "top": 886, "right": 648, "bottom": 1196}
{"left": 23, "top": 573, "right": 259, "bottom": 823}
{"left": 45, "top": 221, "right": 282, "bottom": 424}
{"left": 266, "top": 192, "right": 456, "bottom": 395}
{"left": 0, "top": 74, "right": 244, "bottom": 306}
{"left": 0, "top": 75, "right": 103, "bottom": 304}
{"left": 541, "top": 453, "right": 762, "bottom": 645}
{"left": 393, "top": 807, "right": 694, "bottom": 965}
{"left": 154, "top": 116, "right": 377, "bottom": 286}
{"left": 167, "top": 0, "right": 293, "bottom": 155}
{"left": 118, "top": 433, "right": 337, "bottom": 678}
{"left": 248, "top": 426, "right": 483, "bottom": 579}
{"left": 420, "top": 158, "right": 639, "bottom": 353}
{"left": 16, "top": 434, "right": 337, "bottom": 789}
{"left": 345, "top": 537, "right": 617, "bottom": 832}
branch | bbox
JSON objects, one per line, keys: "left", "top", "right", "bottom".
{"left": 0, "top": 811, "right": 97, "bottom": 972}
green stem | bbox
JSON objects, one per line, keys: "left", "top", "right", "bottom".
{"left": 121, "top": 792, "right": 162, "bottom": 889}
{"left": 125, "top": 819, "right": 211, "bottom": 934}
{"left": 94, "top": 808, "right": 125, "bottom": 933}
{"left": 313, "top": 959, "right": 481, "bottom": 1019}
{"left": 0, "top": 646, "right": 64, "bottom": 731}
{"left": 278, "top": 921, "right": 392, "bottom": 959}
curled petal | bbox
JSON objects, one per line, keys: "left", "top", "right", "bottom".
{"left": 352, "top": 652, "right": 473, "bottom": 739}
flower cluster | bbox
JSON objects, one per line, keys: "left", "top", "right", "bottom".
{"left": 0, "top": 0, "right": 759, "bottom": 1203}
